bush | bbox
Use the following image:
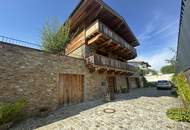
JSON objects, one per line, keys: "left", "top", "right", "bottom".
{"left": 41, "top": 18, "right": 70, "bottom": 54}
{"left": 121, "top": 88, "right": 127, "bottom": 93}
{"left": 171, "top": 90, "right": 178, "bottom": 97}
{"left": 0, "top": 99, "right": 26, "bottom": 125}
{"left": 145, "top": 82, "right": 156, "bottom": 87}
{"left": 173, "top": 73, "right": 190, "bottom": 108}
{"left": 143, "top": 77, "right": 156, "bottom": 87}
{"left": 167, "top": 108, "right": 190, "bottom": 122}
{"left": 161, "top": 65, "right": 175, "bottom": 74}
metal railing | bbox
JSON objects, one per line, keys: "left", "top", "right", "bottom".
{"left": 0, "top": 35, "right": 41, "bottom": 50}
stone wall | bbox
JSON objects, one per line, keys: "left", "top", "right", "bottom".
{"left": 128, "top": 77, "right": 138, "bottom": 89}
{"left": 185, "top": 68, "right": 190, "bottom": 85}
{"left": 176, "top": 0, "right": 190, "bottom": 73}
{"left": 116, "top": 75, "right": 128, "bottom": 92}
{"left": 0, "top": 42, "right": 108, "bottom": 116}
{"left": 0, "top": 42, "right": 139, "bottom": 117}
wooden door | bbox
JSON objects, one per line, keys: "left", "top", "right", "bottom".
{"left": 136, "top": 78, "right": 140, "bottom": 88}
{"left": 126, "top": 77, "right": 130, "bottom": 92}
{"left": 107, "top": 76, "right": 116, "bottom": 100}
{"left": 129, "top": 77, "right": 138, "bottom": 89}
{"left": 58, "top": 74, "right": 84, "bottom": 106}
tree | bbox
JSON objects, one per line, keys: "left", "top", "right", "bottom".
{"left": 138, "top": 68, "right": 158, "bottom": 75}
{"left": 149, "top": 69, "right": 158, "bottom": 75}
{"left": 41, "top": 18, "right": 70, "bottom": 54}
{"left": 160, "top": 48, "right": 177, "bottom": 74}
{"left": 161, "top": 65, "right": 175, "bottom": 74}
{"left": 165, "top": 48, "right": 177, "bottom": 73}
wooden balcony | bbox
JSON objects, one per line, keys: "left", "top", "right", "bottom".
{"left": 85, "top": 20, "right": 137, "bottom": 60}
{"left": 85, "top": 53, "right": 137, "bottom": 74}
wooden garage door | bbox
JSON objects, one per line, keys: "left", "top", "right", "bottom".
{"left": 58, "top": 74, "right": 84, "bottom": 106}
{"left": 129, "top": 77, "right": 138, "bottom": 89}
{"left": 107, "top": 76, "right": 116, "bottom": 100}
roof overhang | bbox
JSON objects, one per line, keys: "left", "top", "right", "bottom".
{"left": 128, "top": 61, "right": 151, "bottom": 67}
{"left": 68, "top": 0, "right": 139, "bottom": 47}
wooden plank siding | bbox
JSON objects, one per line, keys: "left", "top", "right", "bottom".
{"left": 85, "top": 20, "right": 137, "bottom": 56}
{"left": 65, "top": 20, "right": 137, "bottom": 60}
{"left": 68, "top": 0, "right": 139, "bottom": 47}
{"left": 65, "top": 30, "right": 86, "bottom": 55}
{"left": 58, "top": 74, "right": 84, "bottom": 106}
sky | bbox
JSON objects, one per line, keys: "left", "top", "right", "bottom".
{"left": 0, "top": 0, "right": 181, "bottom": 71}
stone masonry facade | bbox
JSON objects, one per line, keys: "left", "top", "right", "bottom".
{"left": 0, "top": 42, "right": 130, "bottom": 116}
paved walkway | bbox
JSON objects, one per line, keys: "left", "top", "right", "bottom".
{"left": 11, "top": 87, "right": 190, "bottom": 130}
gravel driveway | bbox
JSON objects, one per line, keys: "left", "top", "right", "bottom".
{"left": 11, "top": 87, "right": 190, "bottom": 130}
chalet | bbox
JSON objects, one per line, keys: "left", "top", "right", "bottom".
{"left": 0, "top": 0, "right": 142, "bottom": 115}
{"left": 128, "top": 61, "right": 151, "bottom": 88}
{"left": 63, "top": 0, "right": 140, "bottom": 100}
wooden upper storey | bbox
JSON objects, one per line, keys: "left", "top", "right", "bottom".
{"left": 65, "top": 20, "right": 137, "bottom": 60}
{"left": 68, "top": 0, "right": 139, "bottom": 47}
{"left": 86, "top": 20, "right": 137, "bottom": 58}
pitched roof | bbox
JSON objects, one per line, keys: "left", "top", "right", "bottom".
{"left": 128, "top": 61, "right": 151, "bottom": 67}
{"left": 68, "top": 0, "right": 139, "bottom": 47}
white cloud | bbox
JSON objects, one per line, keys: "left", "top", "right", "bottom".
{"left": 138, "top": 13, "right": 161, "bottom": 42}
{"left": 135, "top": 48, "right": 174, "bottom": 71}
{"left": 137, "top": 13, "right": 178, "bottom": 44}
{"left": 151, "top": 20, "right": 178, "bottom": 37}
{"left": 135, "top": 10, "right": 179, "bottom": 71}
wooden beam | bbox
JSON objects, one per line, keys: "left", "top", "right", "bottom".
{"left": 106, "top": 43, "right": 118, "bottom": 49}
{"left": 96, "top": 6, "right": 104, "bottom": 17}
{"left": 111, "top": 47, "right": 125, "bottom": 54}
{"left": 89, "top": 67, "right": 95, "bottom": 73}
{"left": 95, "top": 67, "right": 105, "bottom": 71}
{"left": 71, "top": 1, "right": 99, "bottom": 31}
{"left": 107, "top": 69, "right": 115, "bottom": 75}
{"left": 84, "top": 5, "right": 103, "bottom": 26}
{"left": 97, "top": 39, "right": 112, "bottom": 49}
{"left": 114, "top": 71, "right": 120, "bottom": 75}
{"left": 110, "top": 45, "right": 122, "bottom": 52}
{"left": 98, "top": 69, "right": 106, "bottom": 74}
{"left": 100, "top": 41, "right": 118, "bottom": 52}
{"left": 87, "top": 33, "right": 102, "bottom": 45}
{"left": 117, "top": 21, "right": 124, "bottom": 29}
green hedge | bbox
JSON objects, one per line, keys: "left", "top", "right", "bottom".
{"left": 171, "top": 90, "right": 178, "bottom": 97}
{"left": 167, "top": 73, "right": 190, "bottom": 122}
{"left": 143, "top": 77, "right": 156, "bottom": 87}
{"left": 0, "top": 99, "right": 26, "bottom": 125}
{"left": 173, "top": 73, "right": 190, "bottom": 108}
{"left": 167, "top": 108, "right": 190, "bottom": 122}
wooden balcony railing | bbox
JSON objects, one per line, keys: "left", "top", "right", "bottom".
{"left": 86, "top": 20, "right": 137, "bottom": 55}
{"left": 86, "top": 53, "right": 137, "bottom": 73}
{"left": 126, "top": 64, "right": 138, "bottom": 73}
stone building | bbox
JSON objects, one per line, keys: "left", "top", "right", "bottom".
{"left": 64, "top": 0, "right": 141, "bottom": 96}
{"left": 176, "top": 0, "right": 190, "bottom": 84}
{"left": 0, "top": 0, "right": 141, "bottom": 116}
{"left": 128, "top": 61, "right": 151, "bottom": 88}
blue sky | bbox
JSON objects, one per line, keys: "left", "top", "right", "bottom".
{"left": 0, "top": 0, "right": 181, "bottom": 70}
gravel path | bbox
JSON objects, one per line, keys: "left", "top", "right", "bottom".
{"left": 11, "top": 87, "right": 190, "bottom": 130}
